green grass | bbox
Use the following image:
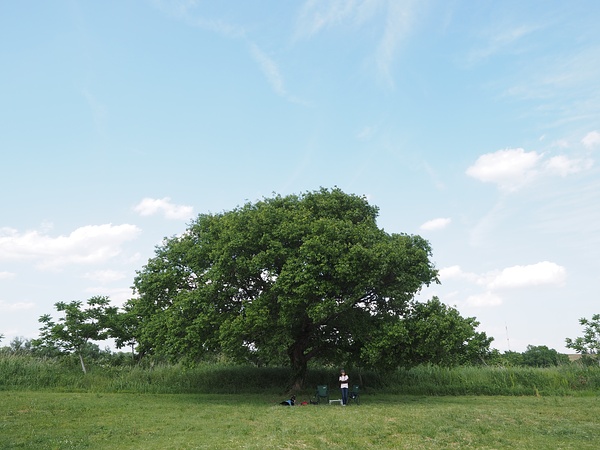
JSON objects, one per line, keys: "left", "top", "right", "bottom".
{"left": 2, "top": 357, "right": 600, "bottom": 448}
{"left": 2, "top": 391, "right": 600, "bottom": 449}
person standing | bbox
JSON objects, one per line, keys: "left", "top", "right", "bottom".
{"left": 339, "top": 369, "right": 349, "bottom": 406}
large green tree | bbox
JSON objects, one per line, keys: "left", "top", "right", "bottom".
{"left": 129, "top": 188, "right": 439, "bottom": 388}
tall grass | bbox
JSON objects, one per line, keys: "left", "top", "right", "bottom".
{"left": 1, "top": 354, "right": 599, "bottom": 396}
{"left": 386, "top": 364, "right": 599, "bottom": 396}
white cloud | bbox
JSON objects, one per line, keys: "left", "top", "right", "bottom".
{"left": 465, "top": 291, "right": 503, "bottom": 307}
{"left": 0, "top": 300, "right": 35, "bottom": 312}
{"left": 420, "top": 217, "right": 451, "bottom": 231}
{"left": 0, "top": 224, "right": 141, "bottom": 269}
{"left": 544, "top": 155, "right": 593, "bottom": 177}
{"left": 440, "top": 261, "right": 566, "bottom": 308}
{"left": 466, "top": 148, "right": 591, "bottom": 191}
{"left": 582, "top": 131, "right": 600, "bottom": 149}
{"left": 466, "top": 148, "right": 541, "bottom": 191}
{"left": 0, "top": 271, "right": 16, "bottom": 280}
{"left": 438, "top": 265, "right": 479, "bottom": 284}
{"left": 133, "top": 197, "right": 194, "bottom": 220}
{"left": 83, "top": 270, "right": 127, "bottom": 284}
{"left": 486, "top": 261, "right": 566, "bottom": 290}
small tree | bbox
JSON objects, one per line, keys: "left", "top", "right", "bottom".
{"left": 110, "top": 304, "right": 139, "bottom": 359}
{"left": 34, "top": 296, "right": 116, "bottom": 374}
{"left": 566, "top": 314, "right": 600, "bottom": 365}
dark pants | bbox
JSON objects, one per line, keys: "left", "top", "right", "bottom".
{"left": 341, "top": 387, "right": 348, "bottom": 405}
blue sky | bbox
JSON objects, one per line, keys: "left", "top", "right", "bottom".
{"left": 1, "top": 0, "right": 599, "bottom": 354}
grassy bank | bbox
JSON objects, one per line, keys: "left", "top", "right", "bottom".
{"left": 3, "top": 391, "right": 600, "bottom": 449}
{"left": 1, "top": 354, "right": 600, "bottom": 396}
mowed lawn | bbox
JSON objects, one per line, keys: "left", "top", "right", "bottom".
{"left": 2, "top": 391, "right": 599, "bottom": 449}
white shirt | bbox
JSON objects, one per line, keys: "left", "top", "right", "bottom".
{"left": 339, "top": 374, "right": 349, "bottom": 389}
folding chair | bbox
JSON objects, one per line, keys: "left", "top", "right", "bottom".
{"left": 313, "top": 385, "right": 329, "bottom": 404}
{"left": 349, "top": 385, "right": 360, "bottom": 405}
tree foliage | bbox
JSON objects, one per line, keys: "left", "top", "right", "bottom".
{"left": 521, "top": 345, "right": 569, "bottom": 367}
{"left": 129, "top": 188, "right": 440, "bottom": 387}
{"left": 361, "top": 297, "right": 493, "bottom": 370}
{"left": 33, "top": 296, "right": 117, "bottom": 373}
{"left": 566, "top": 314, "right": 600, "bottom": 365}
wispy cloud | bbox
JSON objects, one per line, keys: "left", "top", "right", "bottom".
{"left": 0, "top": 300, "right": 35, "bottom": 312}
{"left": 0, "top": 224, "right": 141, "bottom": 270}
{"left": 466, "top": 23, "right": 541, "bottom": 65}
{"left": 153, "top": 1, "right": 307, "bottom": 103}
{"left": 295, "top": 0, "right": 366, "bottom": 37}
{"left": 295, "top": 0, "right": 421, "bottom": 84}
{"left": 82, "top": 270, "right": 127, "bottom": 284}
{"left": 356, "top": 125, "right": 376, "bottom": 140}
{"left": 249, "top": 43, "right": 286, "bottom": 97}
{"left": 582, "top": 131, "right": 600, "bottom": 149}
{"left": 133, "top": 197, "right": 194, "bottom": 220}
{"left": 0, "top": 271, "right": 16, "bottom": 280}
{"left": 375, "top": 0, "right": 418, "bottom": 84}
{"left": 152, "top": 0, "right": 246, "bottom": 38}
{"left": 465, "top": 291, "right": 503, "bottom": 308}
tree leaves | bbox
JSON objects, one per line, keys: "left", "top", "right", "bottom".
{"left": 129, "top": 188, "right": 441, "bottom": 385}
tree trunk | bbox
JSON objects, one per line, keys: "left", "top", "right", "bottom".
{"left": 78, "top": 352, "right": 87, "bottom": 374}
{"left": 288, "top": 347, "right": 307, "bottom": 392}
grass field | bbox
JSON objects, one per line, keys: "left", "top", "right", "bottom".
{"left": 2, "top": 391, "right": 600, "bottom": 449}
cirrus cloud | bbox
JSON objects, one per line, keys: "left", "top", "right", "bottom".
{"left": 294, "top": 0, "right": 421, "bottom": 84}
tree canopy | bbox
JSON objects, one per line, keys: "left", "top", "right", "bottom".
{"left": 361, "top": 297, "right": 493, "bottom": 370}
{"left": 33, "top": 296, "right": 116, "bottom": 373}
{"left": 566, "top": 314, "right": 600, "bottom": 365}
{"left": 128, "top": 188, "right": 444, "bottom": 387}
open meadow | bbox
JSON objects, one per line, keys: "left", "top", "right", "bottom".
{"left": 2, "top": 391, "right": 600, "bottom": 449}
{"left": 2, "top": 357, "right": 600, "bottom": 449}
